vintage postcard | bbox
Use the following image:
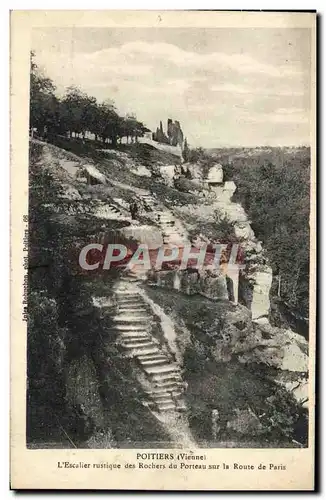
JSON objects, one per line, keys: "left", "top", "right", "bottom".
{"left": 10, "top": 10, "right": 316, "bottom": 490}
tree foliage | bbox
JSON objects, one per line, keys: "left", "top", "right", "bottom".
{"left": 228, "top": 158, "right": 310, "bottom": 315}
{"left": 30, "top": 52, "right": 149, "bottom": 145}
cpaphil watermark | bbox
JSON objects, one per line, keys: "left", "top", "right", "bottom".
{"left": 77, "top": 242, "right": 245, "bottom": 274}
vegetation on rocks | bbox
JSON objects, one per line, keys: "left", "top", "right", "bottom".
{"left": 182, "top": 144, "right": 310, "bottom": 318}
{"left": 145, "top": 287, "right": 308, "bottom": 447}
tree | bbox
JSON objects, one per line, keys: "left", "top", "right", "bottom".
{"left": 29, "top": 51, "right": 151, "bottom": 150}
{"left": 231, "top": 157, "right": 310, "bottom": 315}
{"left": 123, "top": 115, "right": 138, "bottom": 144}
{"left": 183, "top": 138, "right": 190, "bottom": 162}
{"left": 61, "top": 86, "right": 90, "bottom": 139}
{"left": 89, "top": 102, "right": 121, "bottom": 146}
{"left": 81, "top": 95, "right": 98, "bottom": 139}
{"left": 30, "top": 51, "right": 60, "bottom": 137}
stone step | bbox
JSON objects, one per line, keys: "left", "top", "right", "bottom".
{"left": 117, "top": 308, "right": 148, "bottom": 315}
{"left": 113, "top": 315, "right": 149, "bottom": 322}
{"left": 122, "top": 338, "right": 153, "bottom": 347}
{"left": 144, "top": 363, "right": 178, "bottom": 375}
{"left": 156, "top": 402, "right": 176, "bottom": 411}
{"left": 144, "top": 361, "right": 180, "bottom": 374}
{"left": 115, "top": 324, "right": 150, "bottom": 332}
{"left": 117, "top": 303, "right": 147, "bottom": 310}
{"left": 128, "top": 346, "right": 161, "bottom": 356}
{"left": 151, "top": 377, "right": 184, "bottom": 392}
{"left": 138, "top": 353, "right": 168, "bottom": 361}
{"left": 120, "top": 331, "right": 150, "bottom": 339}
{"left": 120, "top": 334, "right": 152, "bottom": 342}
{"left": 122, "top": 340, "right": 155, "bottom": 349}
{"left": 153, "top": 379, "right": 182, "bottom": 389}
{"left": 122, "top": 338, "right": 152, "bottom": 346}
{"left": 152, "top": 392, "right": 183, "bottom": 401}
{"left": 152, "top": 391, "right": 175, "bottom": 400}
{"left": 116, "top": 298, "right": 144, "bottom": 305}
{"left": 145, "top": 387, "right": 172, "bottom": 396}
{"left": 152, "top": 395, "right": 175, "bottom": 405}
{"left": 150, "top": 374, "right": 181, "bottom": 385}
{"left": 139, "top": 358, "right": 170, "bottom": 367}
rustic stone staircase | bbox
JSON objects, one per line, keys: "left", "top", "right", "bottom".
{"left": 93, "top": 202, "right": 130, "bottom": 221}
{"left": 139, "top": 194, "right": 188, "bottom": 246}
{"left": 94, "top": 268, "right": 187, "bottom": 413}
{"left": 139, "top": 193, "right": 160, "bottom": 211}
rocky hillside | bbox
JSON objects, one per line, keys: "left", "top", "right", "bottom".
{"left": 27, "top": 138, "right": 309, "bottom": 449}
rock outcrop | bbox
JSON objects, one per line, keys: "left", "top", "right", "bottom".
{"left": 153, "top": 119, "right": 184, "bottom": 148}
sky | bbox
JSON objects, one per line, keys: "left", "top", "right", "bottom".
{"left": 32, "top": 27, "right": 312, "bottom": 148}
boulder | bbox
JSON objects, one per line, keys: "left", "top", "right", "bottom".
{"left": 156, "top": 164, "right": 176, "bottom": 186}
{"left": 207, "top": 164, "right": 223, "bottom": 184}
{"left": 236, "top": 324, "right": 309, "bottom": 406}
{"left": 240, "top": 266, "right": 273, "bottom": 322}
{"left": 234, "top": 221, "right": 255, "bottom": 241}
{"left": 130, "top": 164, "right": 152, "bottom": 178}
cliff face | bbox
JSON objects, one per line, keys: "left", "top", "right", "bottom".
{"left": 146, "top": 159, "right": 308, "bottom": 415}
